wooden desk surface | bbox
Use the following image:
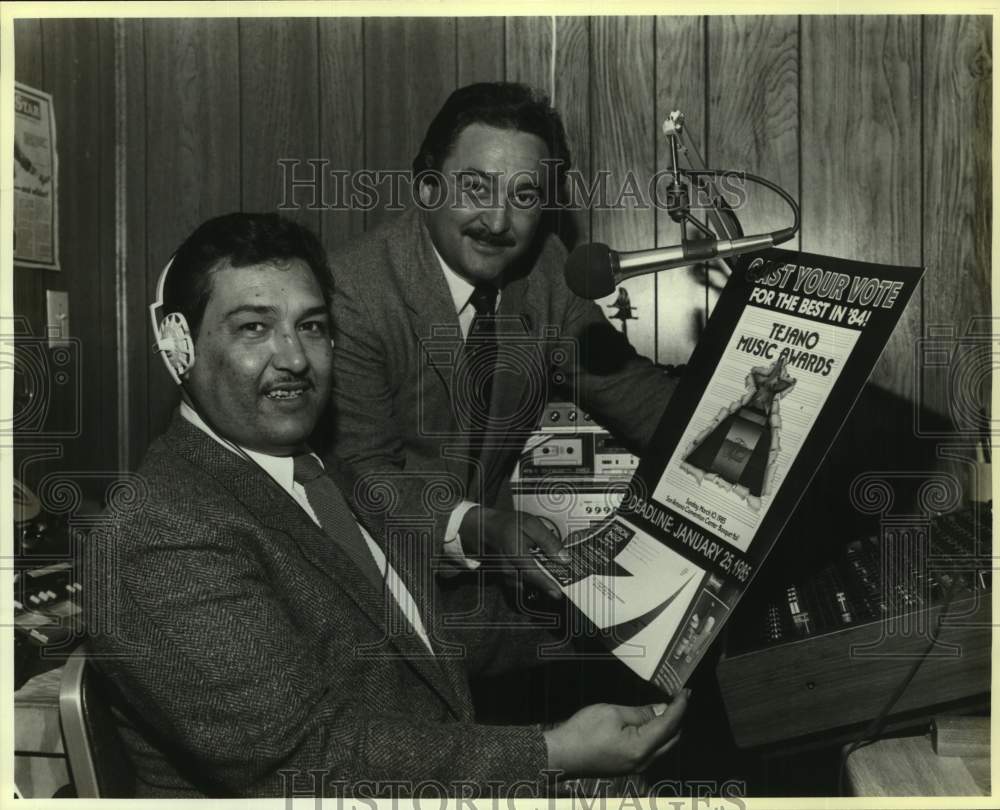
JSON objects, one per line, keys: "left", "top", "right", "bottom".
{"left": 845, "top": 734, "right": 990, "bottom": 796}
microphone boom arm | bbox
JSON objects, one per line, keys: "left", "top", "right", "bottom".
{"left": 662, "top": 111, "right": 744, "bottom": 249}
{"left": 562, "top": 113, "right": 801, "bottom": 299}
{"left": 661, "top": 110, "right": 800, "bottom": 268}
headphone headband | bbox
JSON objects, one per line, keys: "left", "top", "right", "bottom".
{"left": 149, "top": 255, "right": 195, "bottom": 385}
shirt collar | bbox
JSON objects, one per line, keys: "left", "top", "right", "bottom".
{"left": 430, "top": 243, "right": 502, "bottom": 317}
{"left": 179, "top": 400, "right": 313, "bottom": 492}
{"left": 431, "top": 243, "right": 476, "bottom": 316}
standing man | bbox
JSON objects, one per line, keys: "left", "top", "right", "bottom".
{"left": 329, "top": 82, "right": 676, "bottom": 594}
{"left": 84, "top": 212, "right": 687, "bottom": 798}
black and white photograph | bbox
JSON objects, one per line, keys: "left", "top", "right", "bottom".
{"left": 5, "top": 4, "right": 994, "bottom": 804}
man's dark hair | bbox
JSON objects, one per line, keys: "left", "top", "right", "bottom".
{"left": 412, "top": 82, "right": 572, "bottom": 190}
{"left": 162, "top": 212, "right": 331, "bottom": 337}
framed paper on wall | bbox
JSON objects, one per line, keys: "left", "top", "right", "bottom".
{"left": 14, "top": 81, "right": 59, "bottom": 270}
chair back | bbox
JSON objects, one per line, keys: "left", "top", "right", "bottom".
{"left": 58, "top": 645, "right": 136, "bottom": 797}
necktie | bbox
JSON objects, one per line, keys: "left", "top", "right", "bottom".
{"left": 292, "top": 454, "right": 385, "bottom": 593}
{"left": 464, "top": 284, "right": 499, "bottom": 450}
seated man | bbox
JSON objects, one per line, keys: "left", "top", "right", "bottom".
{"left": 83, "top": 212, "right": 687, "bottom": 798}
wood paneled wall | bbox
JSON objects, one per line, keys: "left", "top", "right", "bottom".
{"left": 12, "top": 19, "right": 118, "bottom": 498}
{"left": 12, "top": 15, "right": 992, "bottom": 480}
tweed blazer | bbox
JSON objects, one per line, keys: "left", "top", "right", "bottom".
{"left": 327, "top": 208, "right": 677, "bottom": 545}
{"left": 83, "top": 415, "right": 552, "bottom": 798}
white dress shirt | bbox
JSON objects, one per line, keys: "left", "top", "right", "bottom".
{"left": 179, "top": 402, "right": 434, "bottom": 653}
{"left": 435, "top": 244, "right": 502, "bottom": 341}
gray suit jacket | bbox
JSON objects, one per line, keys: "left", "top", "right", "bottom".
{"left": 327, "top": 208, "right": 676, "bottom": 544}
{"left": 83, "top": 415, "right": 553, "bottom": 798}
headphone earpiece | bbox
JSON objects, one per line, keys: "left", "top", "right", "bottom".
{"left": 157, "top": 312, "right": 195, "bottom": 382}
{"left": 149, "top": 256, "right": 196, "bottom": 385}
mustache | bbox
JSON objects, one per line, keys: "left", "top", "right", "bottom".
{"left": 463, "top": 226, "right": 516, "bottom": 247}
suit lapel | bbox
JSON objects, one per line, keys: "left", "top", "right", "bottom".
{"left": 389, "top": 212, "right": 471, "bottom": 478}
{"left": 335, "top": 461, "right": 471, "bottom": 708}
{"left": 263, "top": 489, "right": 469, "bottom": 717}
{"left": 393, "top": 211, "right": 464, "bottom": 403}
{"left": 169, "top": 416, "right": 466, "bottom": 716}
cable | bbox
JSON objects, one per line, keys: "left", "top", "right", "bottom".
{"left": 835, "top": 582, "right": 961, "bottom": 796}
{"left": 738, "top": 169, "right": 800, "bottom": 244}
{"left": 673, "top": 122, "right": 799, "bottom": 243}
{"left": 674, "top": 167, "right": 801, "bottom": 247}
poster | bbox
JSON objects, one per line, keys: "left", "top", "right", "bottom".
{"left": 14, "top": 82, "right": 59, "bottom": 270}
{"left": 538, "top": 249, "right": 924, "bottom": 695}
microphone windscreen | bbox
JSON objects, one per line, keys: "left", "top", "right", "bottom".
{"left": 564, "top": 242, "right": 616, "bottom": 299}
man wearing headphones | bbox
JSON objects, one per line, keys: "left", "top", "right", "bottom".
{"left": 83, "top": 212, "right": 687, "bottom": 798}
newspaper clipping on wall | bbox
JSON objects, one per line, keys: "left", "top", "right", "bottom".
{"left": 537, "top": 249, "right": 923, "bottom": 694}
{"left": 14, "top": 82, "right": 59, "bottom": 270}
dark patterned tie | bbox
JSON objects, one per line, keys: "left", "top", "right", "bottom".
{"left": 292, "top": 454, "right": 385, "bottom": 593}
{"left": 464, "top": 284, "right": 499, "bottom": 452}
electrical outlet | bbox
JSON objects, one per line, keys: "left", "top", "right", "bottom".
{"left": 45, "top": 289, "right": 70, "bottom": 347}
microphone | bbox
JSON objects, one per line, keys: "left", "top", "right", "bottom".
{"left": 565, "top": 233, "right": 785, "bottom": 299}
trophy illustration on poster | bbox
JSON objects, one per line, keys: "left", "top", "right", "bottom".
{"left": 682, "top": 357, "right": 796, "bottom": 502}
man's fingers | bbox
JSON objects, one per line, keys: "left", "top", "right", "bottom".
{"left": 635, "top": 691, "right": 689, "bottom": 744}
{"left": 522, "top": 517, "right": 571, "bottom": 564}
{"left": 495, "top": 548, "right": 562, "bottom": 599}
{"left": 522, "top": 565, "right": 564, "bottom": 599}
{"left": 615, "top": 704, "right": 661, "bottom": 726}
{"left": 616, "top": 691, "right": 689, "bottom": 730}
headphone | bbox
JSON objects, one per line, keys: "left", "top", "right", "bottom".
{"left": 148, "top": 256, "right": 195, "bottom": 385}
{"left": 147, "top": 252, "right": 251, "bottom": 464}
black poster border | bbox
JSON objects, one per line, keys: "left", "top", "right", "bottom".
{"left": 621, "top": 248, "right": 925, "bottom": 587}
